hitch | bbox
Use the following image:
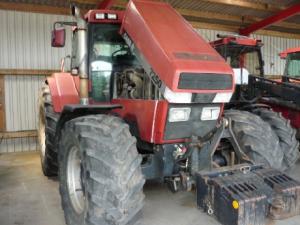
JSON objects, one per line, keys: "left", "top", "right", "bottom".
{"left": 196, "top": 164, "right": 300, "bottom": 225}
{"left": 190, "top": 118, "right": 253, "bottom": 173}
{"left": 165, "top": 172, "right": 193, "bottom": 193}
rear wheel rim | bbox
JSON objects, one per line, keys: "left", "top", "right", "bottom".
{"left": 67, "top": 146, "right": 85, "bottom": 214}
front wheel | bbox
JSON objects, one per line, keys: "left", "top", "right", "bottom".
{"left": 58, "top": 115, "right": 145, "bottom": 225}
{"left": 38, "top": 84, "right": 59, "bottom": 176}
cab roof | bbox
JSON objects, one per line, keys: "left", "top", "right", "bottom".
{"left": 279, "top": 47, "right": 300, "bottom": 59}
{"left": 210, "top": 36, "right": 262, "bottom": 48}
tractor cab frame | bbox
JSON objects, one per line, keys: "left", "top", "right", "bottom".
{"left": 211, "top": 34, "right": 264, "bottom": 78}
{"left": 211, "top": 35, "right": 264, "bottom": 103}
{"left": 280, "top": 47, "right": 300, "bottom": 82}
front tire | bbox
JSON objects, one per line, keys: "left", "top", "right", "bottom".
{"left": 58, "top": 115, "right": 145, "bottom": 225}
{"left": 38, "top": 84, "right": 59, "bottom": 176}
{"left": 225, "top": 110, "right": 285, "bottom": 171}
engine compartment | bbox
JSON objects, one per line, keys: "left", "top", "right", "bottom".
{"left": 90, "top": 53, "right": 161, "bottom": 102}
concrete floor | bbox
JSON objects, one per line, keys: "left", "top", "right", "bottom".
{"left": 0, "top": 152, "right": 300, "bottom": 225}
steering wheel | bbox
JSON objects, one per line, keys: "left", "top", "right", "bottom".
{"left": 112, "top": 47, "right": 131, "bottom": 58}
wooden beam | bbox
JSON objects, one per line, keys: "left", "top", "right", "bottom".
{"left": 1, "top": 1, "right": 300, "bottom": 40}
{"left": 114, "top": 1, "right": 300, "bottom": 38}
{"left": 72, "top": 0, "right": 99, "bottom": 4}
{"left": 0, "top": 69, "right": 58, "bottom": 76}
{"left": 0, "top": 131, "right": 37, "bottom": 139}
{"left": 0, "top": 2, "right": 70, "bottom": 15}
{"left": 190, "top": 21, "right": 239, "bottom": 34}
{"left": 178, "top": 8, "right": 300, "bottom": 31}
{"left": 240, "top": 3, "right": 300, "bottom": 35}
{"left": 198, "top": 0, "right": 283, "bottom": 12}
{"left": 191, "top": 21, "right": 300, "bottom": 40}
{"left": 114, "top": 0, "right": 283, "bottom": 12}
{"left": 256, "top": 29, "right": 300, "bottom": 40}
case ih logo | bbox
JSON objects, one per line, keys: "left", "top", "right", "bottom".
{"left": 174, "top": 52, "right": 222, "bottom": 61}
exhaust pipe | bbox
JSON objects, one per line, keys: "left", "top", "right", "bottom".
{"left": 72, "top": 5, "right": 89, "bottom": 105}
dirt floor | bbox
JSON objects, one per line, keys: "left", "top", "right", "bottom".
{"left": 0, "top": 152, "right": 300, "bottom": 225}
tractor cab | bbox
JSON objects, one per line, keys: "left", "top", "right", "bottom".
{"left": 211, "top": 35, "right": 264, "bottom": 82}
{"left": 280, "top": 48, "right": 300, "bottom": 82}
{"left": 52, "top": 9, "right": 141, "bottom": 103}
{"left": 211, "top": 35, "right": 264, "bottom": 102}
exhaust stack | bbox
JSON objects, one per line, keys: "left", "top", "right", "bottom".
{"left": 72, "top": 6, "right": 89, "bottom": 105}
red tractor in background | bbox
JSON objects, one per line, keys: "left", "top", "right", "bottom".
{"left": 211, "top": 34, "right": 299, "bottom": 169}
{"left": 38, "top": 1, "right": 300, "bottom": 225}
{"left": 270, "top": 47, "right": 300, "bottom": 137}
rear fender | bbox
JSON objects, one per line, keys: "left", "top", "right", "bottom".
{"left": 47, "top": 72, "right": 80, "bottom": 113}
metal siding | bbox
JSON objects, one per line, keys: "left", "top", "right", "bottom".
{"left": 0, "top": 9, "right": 73, "bottom": 153}
{"left": 0, "top": 10, "right": 72, "bottom": 70}
{"left": 0, "top": 75, "right": 46, "bottom": 153}
{"left": 4, "top": 75, "right": 47, "bottom": 132}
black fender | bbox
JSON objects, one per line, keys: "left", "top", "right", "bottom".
{"left": 55, "top": 104, "right": 122, "bottom": 143}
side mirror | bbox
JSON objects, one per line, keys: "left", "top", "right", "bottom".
{"left": 51, "top": 27, "right": 66, "bottom": 47}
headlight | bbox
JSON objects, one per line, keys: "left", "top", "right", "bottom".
{"left": 201, "top": 107, "right": 220, "bottom": 121}
{"left": 168, "top": 108, "right": 191, "bottom": 122}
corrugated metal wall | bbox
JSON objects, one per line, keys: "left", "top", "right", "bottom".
{"left": 0, "top": 10, "right": 72, "bottom": 153}
{"left": 0, "top": 10, "right": 72, "bottom": 69}
{"left": 5, "top": 75, "right": 46, "bottom": 131}
{"left": 0, "top": 9, "right": 300, "bottom": 152}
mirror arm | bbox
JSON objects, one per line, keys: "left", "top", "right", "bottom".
{"left": 53, "top": 21, "right": 77, "bottom": 30}
{"left": 60, "top": 55, "right": 71, "bottom": 72}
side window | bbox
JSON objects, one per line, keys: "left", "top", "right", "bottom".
{"left": 244, "top": 51, "right": 261, "bottom": 76}
{"left": 71, "top": 29, "right": 78, "bottom": 70}
{"left": 286, "top": 53, "right": 300, "bottom": 77}
{"left": 229, "top": 54, "right": 240, "bottom": 68}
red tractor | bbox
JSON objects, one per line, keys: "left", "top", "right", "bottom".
{"left": 211, "top": 34, "right": 299, "bottom": 170}
{"left": 38, "top": 1, "right": 300, "bottom": 225}
{"left": 269, "top": 47, "right": 300, "bottom": 137}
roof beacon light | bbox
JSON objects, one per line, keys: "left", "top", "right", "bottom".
{"left": 107, "top": 13, "right": 117, "bottom": 20}
{"left": 95, "top": 13, "right": 105, "bottom": 19}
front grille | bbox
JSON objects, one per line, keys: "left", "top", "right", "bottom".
{"left": 178, "top": 73, "right": 232, "bottom": 90}
{"left": 164, "top": 104, "right": 219, "bottom": 140}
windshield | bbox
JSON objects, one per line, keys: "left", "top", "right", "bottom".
{"left": 88, "top": 24, "right": 137, "bottom": 102}
{"left": 90, "top": 24, "right": 131, "bottom": 64}
{"left": 285, "top": 52, "right": 300, "bottom": 77}
{"left": 216, "top": 45, "right": 263, "bottom": 76}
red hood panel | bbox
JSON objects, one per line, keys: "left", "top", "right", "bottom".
{"left": 121, "top": 0, "right": 234, "bottom": 92}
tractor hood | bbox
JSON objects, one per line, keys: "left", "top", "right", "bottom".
{"left": 120, "top": 0, "right": 234, "bottom": 95}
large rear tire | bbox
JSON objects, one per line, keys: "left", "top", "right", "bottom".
{"left": 224, "top": 110, "right": 285, "bottom": 171}
{"left": 252, "top": 108, "right": 299, "bottom": 169}
{"left": 38, "top": 84, "right": 59, "bottom": 176}
{"left": 58, "top": 115, "right": 145, "bottom": 225}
